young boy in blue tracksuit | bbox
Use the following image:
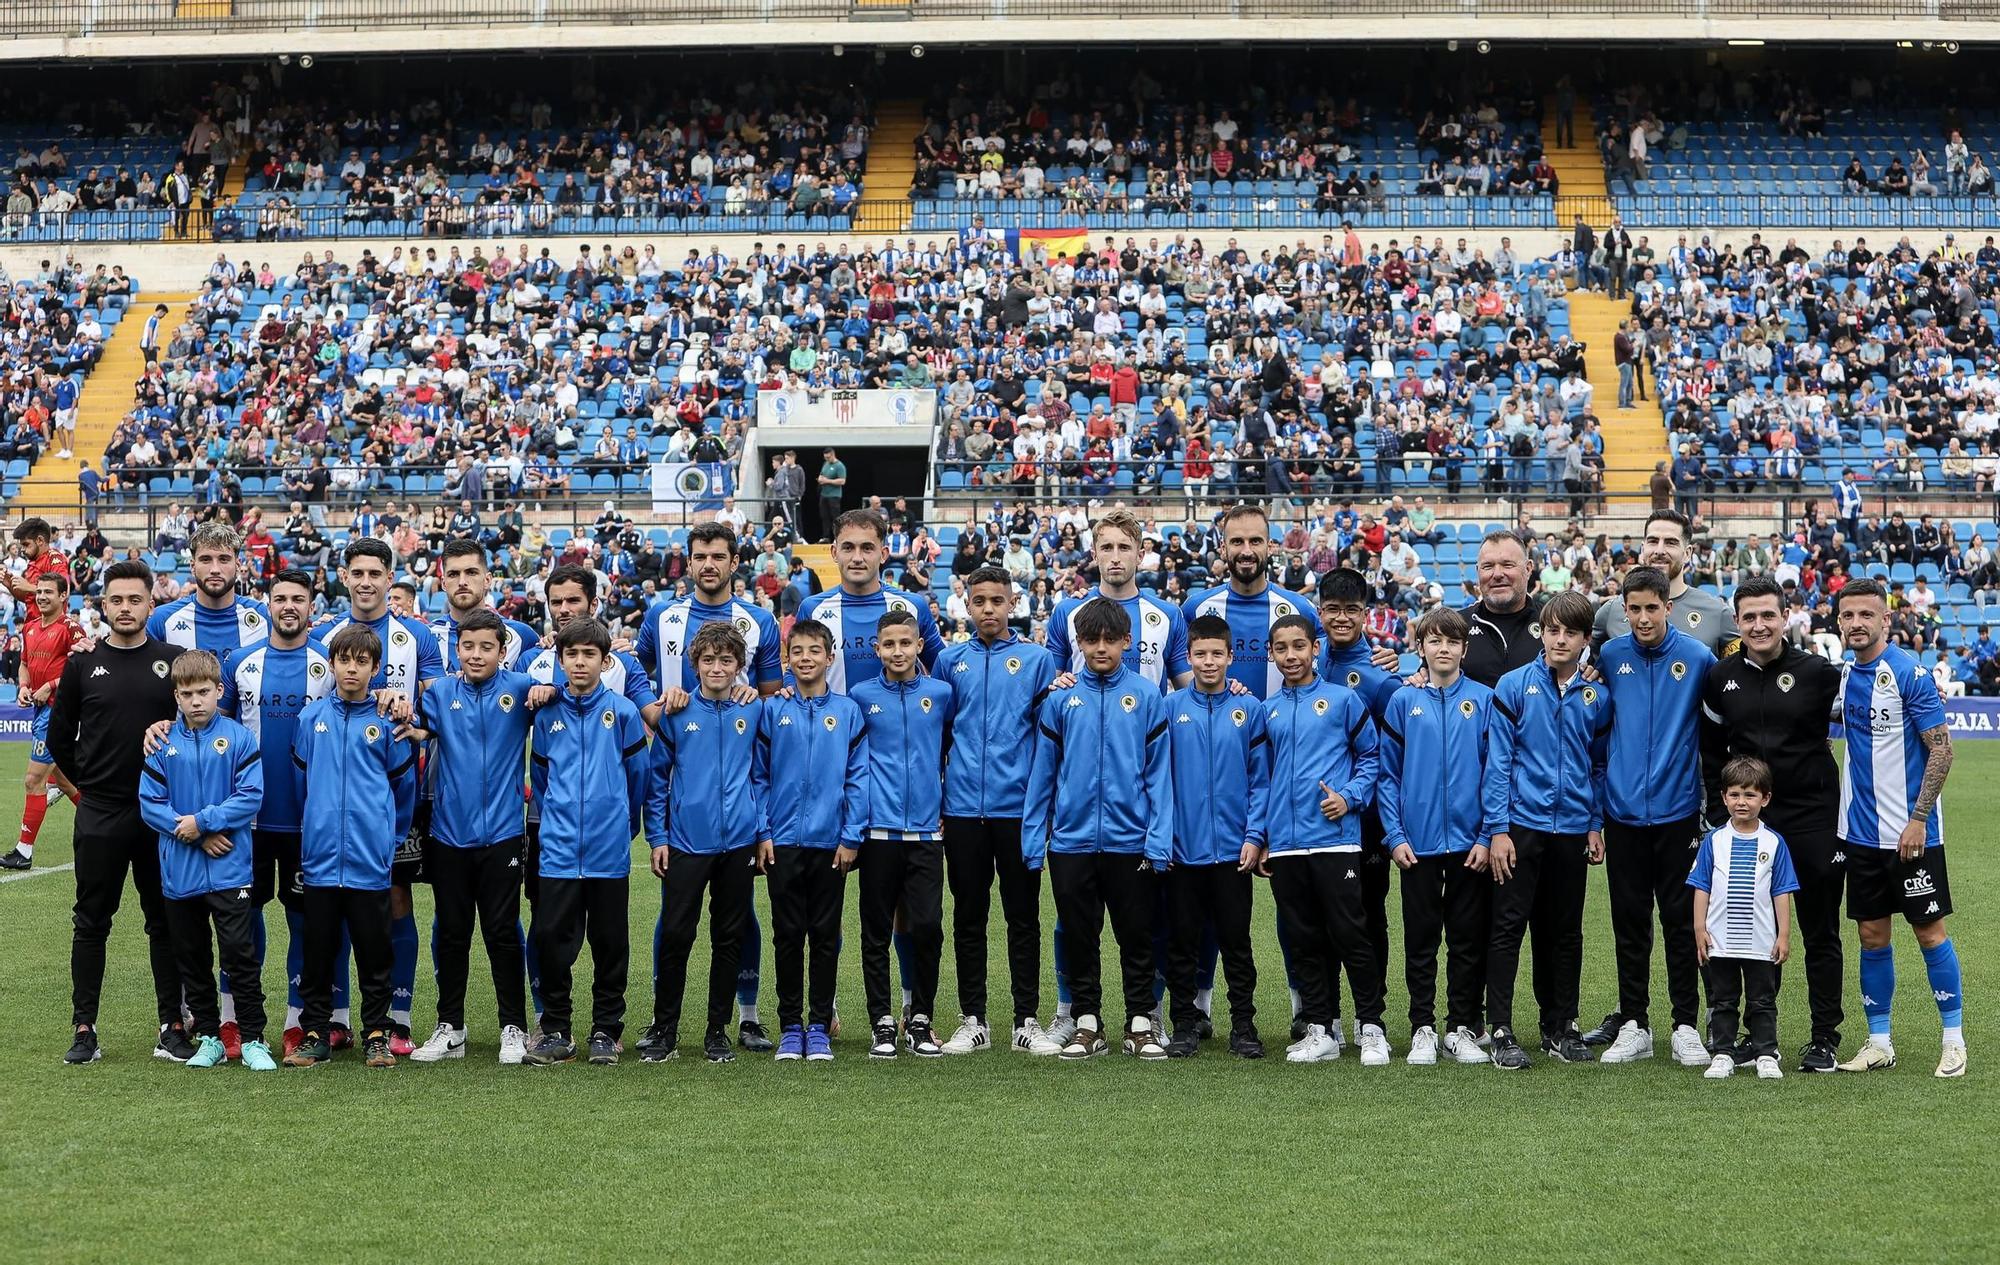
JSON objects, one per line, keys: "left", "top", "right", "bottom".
{"left": 138, "top": 651, "right": 270, "bottom": 1070}
{"left": 851, "top": 608, "right": 956, "bottom": 1059}
{"left": 1379, "top": 606, "right": 1495, "bottom": 1067}
{"left": 286, "top": 625, "right": 420, "bottom": 1069}
{"left": 1022, "top": 597, "right": 1173, "bottom": 1061}
{"left": 1161, "top": 614, "right": 1268, "bottom": 1060}
{"left": 1592, "top": 565, "right": 1720, "bottom": 1068}
{"left": 409, "top": 609, "right": 555, "bottom": 1065}
{"left": 1261, "top": 613, "right": 1382, "bottom": 1065}
{"left": 1482, "top": 590, "right": 1612, "bottom": 1070}
{"left": 755, "top": 618, "right": 867, "bottom": 1063}
{"left": 525, "top": 617, "right": 651, "bottom": 1068}
{"left": 641, "top": 621, "right": 770, "bottom": 1065}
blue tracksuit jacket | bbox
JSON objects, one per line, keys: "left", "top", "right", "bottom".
{"left": 643, "top": 694, "right": 768, "bottom": 855}
{"left": 292, "top": 695, "right": 419, "bottom": 891}
{"left": 1262, "top": 678, "right": 1379, "bottom": 853}
{"left": 851, "top": 673, "right": 955, "bottom": 840}
{"left": 139, "top": 715, "right": 264, "bottom": 900}
{"left": 1595, "top": 625, "right": 1717, "bottom": 827}
{"left": 1164, "top": 684, "right": 1270, "bottom": 867}
{"left": 420, "top": 669, "right": 536, "bottom": 847}
{"left": 1021, "top": 666, "right": 1174, "bottom": 869}
{"left": 935, "top": 634, "right": 1055, "bottom": 820}
{"left": 1378, "top": 676, "right": 1496, "bottom": 856}
{"left": 1483, "top": 656, "right": 1611, "bottom": 836}
{"left": 530, "top": 683, "right": 651, "bottom": 879}
{"left": 1318, "top": 637, "right": 1401, "bottom": 722}
{"left": 757, "top": 690, "right": 867, "bottom": 849}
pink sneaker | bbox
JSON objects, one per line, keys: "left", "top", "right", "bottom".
{"left": 388, "top": 1032, "right": 416, "bottom": 1057}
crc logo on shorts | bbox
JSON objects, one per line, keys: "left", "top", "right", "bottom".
{"left": 309, "top": 661, "right": 327, "bottom": 679}
{"left": 1121, "top": 695, "right": 1137, "bottom": 713}
{"left": 153, "top": 659, "right": 169, "bottom": 677}
{"left": 601, "top": 709, "right": 616, "bottom": 728}
{"left": 1687, "top": 610, "right": 1703, "bottom": 628}
{"left": 364, "top": 724, "right": 381, "bottom": 743}
{"left": 1005, "top": 656, "right": 1021, "bottom": 674}
{"left": 1777, "top": 672, "right": 1795, "bottom": 693}
{"left": 919, "top": 696, "right": 934, "bottom": 713}
{"left": 212, "top": 736, "right": 229, "bottom": 754}
{"left": 1582, "top": 685, "right": 1598, "bottom": 705}
{"left": 823, "top": 714, "right": 838, "bottom": 731}
{"left": 1671, "top": 661, "right": 1687, "bottom": 681}
{"left": 499, "top": 693, "right": 515, "bottom": 712}
{"left": 734, "top": 717, "right": 747, "bottom": 734}
{"left": 1230, "top": 707, "right": 1246, "bottom": 727}
{"left": 1904, "top": 868, "right": 1937, "bottom": 897}
{"left": 1345, "top": 671, "right": 1361, "bottom": 688}
{"left": 1460, "top": 699, "right": 1476, "bottom": 718}
{"left": 1313, "top": 699, "right": 1329, "bottom": 716}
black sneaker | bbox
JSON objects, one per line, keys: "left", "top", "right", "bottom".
{"left": 63, "top": 1027, "right": 101, "bottom": 1064}
{"left": 1580, "top": 1012, "right": 1622, "bottom": 1047}
{"left": 1799, "top": 1039, "right": 1840, "bottom": 1074}
{"left": 0, "top": 847, "right": 29, "bottom": 871}
{"left": 587, "top": 1031, "right": 619, "bottom": 1066}
{"left": 703, "top": 1029, "right": 735, "bottom": 1063}
{"left": 869, "top": 1020, "right": 899, "bottom": 1059}
{"left": 737, "top": 1020, "right": 774, "bottom": 1053}
{"left": 153, "top": 1023, "right": 196, "bottom": 1063}
{"left": 524, "top": 1031, "right": 576, "bottom": 1065}
{"left": 1229, "top": 1028, "right": 1266, "bottom": 1059}
{"left": 636, "top": 1024, "right": 677, "bottom": 1063}
{"left": 1192, "top": 1015, "right": 1215, "bottom": 1041}
{"left": 284, "top": 1030, "right": 331, "bottom": 1067}
{"left": 1490, "top": 1027, "right": 1531, "bottom": 1070}
{"left": 1165, "top": 1029, "right": 1200, "bottom": 1059}
{"left": 1731, "top": 1038, "right": 1759, "bottom": 1067}
{"left": 1541, "top": 1030, "right": 1594, "bottom": 1063}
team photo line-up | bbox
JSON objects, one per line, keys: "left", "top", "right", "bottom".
{"left": 27, "top": 499, "right": 1964, "bottom": 1077}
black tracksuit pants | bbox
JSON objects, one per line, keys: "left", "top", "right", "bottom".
{"left": 1165, "top": 861, "right": 1256, "bottom": 1033}
{"left": 1707, "top": 957, "right": 1779, "bottom": 1058}
{"left": 70, "top": 806, "right": 180, "bottom": 1030}
{"left": 1268, "top": 851, "right": 1383, "bottom": 1030}
{"left": 943, "top": 816, "right": 1042, "bottom": 1026}
{"left": 300, "top": 885, "right": 393, "bottom": 1035}
{"left": 1780, "top": 825, "right": 1846, "bottom": 1046}
{"left": 654, "top": 846, "right": 753, "bottom": 1037}
{"left": 858, "top": 837, "right": 944, "bottom": 1023}
{"left": 1485, "top": 826, "right": 1587, "bottom": 1038}
{"left": 768, "top": 845, "right": 847, "bottom": 1030}
{"left": 1048, "top": 851, "right": 1158, "bottom": 1024}
{"left": 427, "top": 837, "right": 527, "bottom": 1031}
{"left": 167, "top": 889, "right": 266, "bottom": 1043}
{"left": 1400, "top": 852, "right": 1491, "bottom": 1034}
{"left": 535, "top": 875, "right": 628, "bottom": 1040}
{"left": 1605, "top": 814, "right": 1704, "bottom": 1031}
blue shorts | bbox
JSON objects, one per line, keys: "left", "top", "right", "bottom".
{"left": 28, "top": 704, "right": 50, "bottom": 765}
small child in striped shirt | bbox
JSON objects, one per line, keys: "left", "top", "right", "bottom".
{"left": 1687, "top": 756, "right": 1798, "bottom": 1081}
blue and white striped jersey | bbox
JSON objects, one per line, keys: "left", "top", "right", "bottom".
{"left": 220, "top": 640, "right": 332, "bottom": 833}
{"left": 793, "top": 586, "right": 945, "bottom": 694}
{"left": 1181, "top": 584, "right": 1325, "bottom": 700}
{"left": 1837, "top": 645, "right": 1948, "bottom": 850}
{"left": 1046, "top": 589, "right": 1190, "bottom": 692}
{"left": 1686, "top": 823, "right": 1799, "bottom": 960}
{"left": 426, "top": 611, "right": 538, "bottom": 674}
{"left": 312, "top": 610, "right": 443, "bottom": 697}
{"left": 632, "top": 594, "right": 783, "bottom": 693}
{"left": 149, "top": 594, "right": 271, "bottom": 655}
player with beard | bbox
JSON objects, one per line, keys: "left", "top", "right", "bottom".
{"left": 147, "top": 522, "right": 270, "bottom": 655}
{"left": 1591, "top": 509, "right": 1737, "bottom": 654}
{"left": 429, "top": 540, "right": 539, "bottom": 672}
{"left": 1183, "top": 505, "right": 1324, "bottom": 698}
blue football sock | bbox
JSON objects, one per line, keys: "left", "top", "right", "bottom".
{"left": 1860, "top": 945, "right": 1895, "bottom": 1037}
{"left": 285, "top": 908, "right": 306, "bottom": 1010}
{"left": 520, "top": 918, "right": 542, "bottom": 1018}
{"left": 740, "top": 907, "right": 763, "bottom": 1010}
{"left": 1923, "top": 938, "right": 1965, "bottom": 1030}
{"left": 389, "top": 911, "right": 418, "bottom": 1030}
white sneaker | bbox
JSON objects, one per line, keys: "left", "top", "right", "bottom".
{"left": 1407, "top": 1026, "right": 1439, "bottom": 1066}
{"left": 1012, "top": 1018, "right": 1049, "bottom": 1053}
{"left": 1670, "top": 1024, "right": 1710, "bottom": 1067}
{"left": 409, "top": 1022, "right": 465, "bottom": 1063}
{"left": 941, "top": 1016, "right": 990, "bottom": 1055}
{"left": 1358, "top": 1024, "right": 1391, "bottom": 1066}
{"left": 498, "top": 1024, "right": 528, "bottom": 1065}
{"left": 1704, "top": 1053, "right": 1735, "bottom": 1079}
{"left": 1060, "top": 1016, "right": 1107, "bottom": 1059}
{"left": 1286, "top": 1024, "right": 1339, "bottom": 1063}
{"left": 1937, "top": 1042, "right": 1967, "bottom": 1079}
{"left": 1755, "top": 1055, "right": 1784, "bottom": 1080}
{"left": 1032, "top": 1014, "right": 1077, "bottom": 1056}
{"left": 1443, "top": 1026, "right": 1490, "bottom": 1064}
{"left": 1839, "top": 1040, "right": 1897, "bottom": 1073}
{"left": 1600, "top": 1020, "right": 1655, "bottom": 1064}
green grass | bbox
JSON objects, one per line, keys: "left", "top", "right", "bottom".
{"left": 1, "top": 744, "right": 1994, "bottom": 1263}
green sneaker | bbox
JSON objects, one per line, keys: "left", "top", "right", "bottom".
{"left": 239, "top": 1040, "right": 278, "bottom": 1072}
{"left": 284, "top": 1031, "right": 332, "bottom": 1068}
{"left": 187, "top": 1035, "right": 227, "bottom": 1069}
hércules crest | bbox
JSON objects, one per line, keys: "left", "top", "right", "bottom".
{"left": 1005, "top": 657, "right": 1021, "bottom": 674}
{"left": 1671, "top": 661, "right": 1687, "bottom": 680}
{"left": 1776, "top": 673, "right": 1795, "bottom": 693}
{"left": 364, "top": 724, "right": 382, "bottom": 743}
{"left": 919, "top": 696, "right": 934, "bottom": 713}
{"left": 212, "top": 736, "right": 229, "bottom": 754}
{"left": 1460, "top": 700, "right": 1476, "bottom": 718}
{"left": 1582, "top": 685, "right": 1599, "bottom": 705}
{"left": 1687, "top": 610, "right": 1703, "bottom": 628}
{"left": 734, "top": 717, "right": 748, "bottom": 734}
{"left": 1345, "top": 671, "right": 1360, "bottom": 688}
{"left": 601, "top": 709, "right": 616, "bottom": 728}
{"left": 1230, "top": 708, "right": 1246, "bottom": 726}
{"left": 153, "top": 659, "right": 169, "bottom": 677}
{"left": 823, "top": 714, "right": 838, "bottom": 731}
{"left": 392, "top": 629, "right": 410, "bottom": 646}
{"left": 309, "top": 661, "right": 327, "bottom": 679}
{"left": 1121, "top": 695, "right": 1137, "bottom": 713}
{"left": 499, "top": 693, "right": 515, "bottom": 712}
{"left": 1313, "top": 698, "right": 1329, "bottom": 716}
{"left": 1878, "top": 670, "right": 1893, "bottom": 689}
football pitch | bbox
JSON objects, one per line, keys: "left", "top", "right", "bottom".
{"left": 0, "top": 744, "right": 1992, "bottom": 1263}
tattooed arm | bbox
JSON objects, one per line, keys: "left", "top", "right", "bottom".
{"left": 1901, "top": 722, "right": 1955, "bottom": 860}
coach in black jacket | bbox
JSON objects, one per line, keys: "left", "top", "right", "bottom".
{"left": 1698, "top": 576, "right": 1845, "bottom": 1073}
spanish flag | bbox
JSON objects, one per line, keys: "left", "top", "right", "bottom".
{"left": 1015, "top": 226, "right": 1091, "bottom": 263}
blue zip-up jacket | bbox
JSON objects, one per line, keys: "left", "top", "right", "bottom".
{"left": 851, "top": 674, "right": 955, "bottom": 839}
{"left": 1378, "top": 676, "right": 1496, "bottom": 856}
{"left": 1484, "top": 656, "right": 1612, "bottom": 836}
{"left": 292, "top": 695, "right": 419, "bottom": 891}
{"left": 420, "top": 669, "right": 536, "bottom": 847}
{"left": 1595, "top": 625, "right": 1717, "bottom": 827}
{"left": 1262, "top": 678, "right": 1379, "bottom": 854}
{"left": 935, "top": 634, "right": 1055, "bottom": 819}
{"left": 643, "top": 694, "right": 769, "bottom": 855}
{"left": 756, "top": 690, "right": 867, "bottom": 849}
{"left": 530, "top": 683, "right": 650, "bottom": 879}
{"left": 1021, "top": 666, "right": 1173, "bottom": 868}
{"left": 1318, "top": 637, "right": 1400, "bottom": 722}
{"left": 139, "top": 715, "right": 264, "bottom": 900}
{"left": 1164, "top": 684, "right": 1270, "bottom": 866}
